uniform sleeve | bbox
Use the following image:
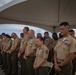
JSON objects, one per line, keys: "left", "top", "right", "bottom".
{"left": 69, "top": 40, "right": 76, "bottom": 53}
{"left": 14, "top": 38, "right": 20, "bottom": 47}
{"left": 6, "top": 40, "right": 12, "bottom": 49}
{"left": 50, "top": 39, "right": 54, "bottom": 49}
{"left": 43, "top": 48, "right": 49, "bottom": 58}
{"left": 31, "top": 41, "right": 37, "bottom": 50}
{"left": 20, "top": 36, "right": 29, "bottom": 48}
{"left": 24, "top": 36, "right": 29, "bottom": 45}
{"left": 54, "top": 42, "right": 58, "bottom": 51}
{"left": 20, "top": 39, "right": 23, "bottom": 48}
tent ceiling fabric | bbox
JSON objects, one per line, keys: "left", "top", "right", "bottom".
{"left": 0, "top": 0, "right": 76, "bottom": 32}
{"left": 0, "top": 0, "right": 26, "bottom": 11}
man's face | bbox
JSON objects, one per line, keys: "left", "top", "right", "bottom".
{"left": 37, "top": 34, "right": 41, "bottom": 38}
{"left": 59, "top": 25, "right": 68, "bottom": 36}
{"left": 28, "top": 31, "right": 32, "bottom": 38}
{"left": 44, "top": 33, "right": 48, "bottom": 38}
{"left": 11, "top": 33, "right": 14, "bottom": 38}
{"left": 23, "top": 28, "right": 27, "bottom": 34}
{"left": 4, "top": 36, "right": 7, "bottom": 40}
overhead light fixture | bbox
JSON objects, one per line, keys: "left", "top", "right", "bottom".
{"left": 0, "top": 0, "right": 12, "bottom": 7}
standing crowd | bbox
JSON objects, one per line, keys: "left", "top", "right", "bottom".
{"left": 0, "top": 21, "right": 76, "bottom": 75}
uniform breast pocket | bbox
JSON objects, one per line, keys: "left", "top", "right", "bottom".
{"left": 62, "top": 43, "right": 70, "bottom": 51}
{"left": 61, "top": 44, "right": 70, "bottom": 56}
{"left": 38, "top": 50, "right": 43, "bottom": 57}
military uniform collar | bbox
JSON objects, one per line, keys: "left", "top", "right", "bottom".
{"left": 40, "top": 45, "right": 45, "bottom": 49}
{"left": 62, "top": 35, "right": 71, "bottom": 41}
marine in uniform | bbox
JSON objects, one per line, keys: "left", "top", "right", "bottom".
{"left": 54, "top": 22, "right": 76, "bottom": 75}
{"left": 1, "top": 33, "right": 8, "bottom": 71}
{"left": 18, "top": 27, "right": 29, "bottom": 75}
{"left": 44, "top": 32, "right": 53, "bottom": 51}
{"left": 33, "top": 37, "right": 49, "bottom": 75}
{"left": 7, "top": 32, "right": 20, "bottom": 75}
{"left": 24, "top": 30, "right": 37, "bottom": 75}
{"left": 69, "top": 29, "right": 76, "bottom": 75}
{"left": 3, "top": 34, "right": 12, "bottom": 75}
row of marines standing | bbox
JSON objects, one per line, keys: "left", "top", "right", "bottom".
{"left": 0, "top": 27, "right": 54, "bottom": 75}
{"left": 0, "top": 21, "right": 76, "bottom": 75}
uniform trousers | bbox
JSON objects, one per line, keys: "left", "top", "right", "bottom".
{"left": 72, "top": 58, "right": 76, "bottom": 75}
{"left": 6, "top": 53, "right": 11, "bottom": 74}
{"left": 11, "top": 51, "right": 18, "bottom": 75}
{"left": 2, "top": 52, "right": 7, "bottom": 70}
{"left": 20, "top": 53, "right": 28, "bottom": 75}
{"left": 56, "top": 62, "right": 72, "bottom": 75}
{"left": 35, "top": 66, "right": 49, "bottom": 75}
{"left": 26, "top": 56, "right": 35, "bottom": 75}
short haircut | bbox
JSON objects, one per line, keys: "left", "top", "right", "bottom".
{"left": 52, "top": 32, "right": 57, "bottom": 35}
{"left": 44, "top": 32, "right": 49, "bottom": 34}
{"left": 59, "top": 22, "right": 69, "bottom": 26}
{"left": 37, "top": 37, "right": 44, "bottom": 41}
{"left": 5, "top": 34, "right": 11, "bottom": 38}
{"left": 24, "top": 27, "right": 29, "bottom": 31}
{"left": 20, "top": 33, "right": 24, "bottom": 38}
{"left": 69, "top": 29, "right": 74, "bottom": 33}
{"left": 1, "top": 33, "right": 5, "bottom": 36}
{"left": 37, "top": 33, "right": 42, "bottom": 35}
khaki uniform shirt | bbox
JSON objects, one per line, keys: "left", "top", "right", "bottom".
{"left": 54, "top": 35, "right": 76, "bottom": 61}
{"left": 11, "top": 37, "right": 20, "bottom": 51}
{"left": 25, "top": 37, "right": 37, "bottom": 56}
{"left": 20, "top": 34, "right": 29, "bottom": 48}
{"left": 1, "top": 39, "right": 7, "bottom": 49}
{"left": 35, "top": 45, "right": 49, "bottom": 67}
{"left": 44, "top": 37, "right": 54, "bottom": 50}
{"left": 4, "top": 39, "right": 12, "bottom": 52}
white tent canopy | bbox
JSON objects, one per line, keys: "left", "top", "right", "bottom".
{"left": 0, "top": 0, "right": 76, "bottom": 32}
